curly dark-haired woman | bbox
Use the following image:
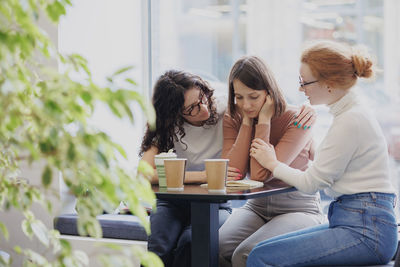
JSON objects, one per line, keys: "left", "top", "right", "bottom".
{"left": 139, "top": 70, "right": 230, "bottom": 267}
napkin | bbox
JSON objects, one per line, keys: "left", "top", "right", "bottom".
{"left": 226, "top": 179, "right": 264, "bottom": 189}
{"left": 200, "top": 179, "right": 264, "bottom": 189}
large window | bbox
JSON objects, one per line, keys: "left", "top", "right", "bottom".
{"left": 149, "top": 0, "right": 400, "bottom": 214}
{"left": 59, "top": 0, "right": 400, "bottom": 215}
{"left": 149, "top": 0, "right": 247, "bottom": 97}
{"left": 59, "top": 0, "right": 144, "bottom": 170}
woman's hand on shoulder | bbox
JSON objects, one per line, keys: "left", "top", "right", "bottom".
{"left": 258, "top": 95, "right": 274, "bottom": 123}
{"left": 293, "top": 104, "right": 316, "bottom": 130}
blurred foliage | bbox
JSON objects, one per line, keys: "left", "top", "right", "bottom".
{"left": 0, "top": 0, "right": 159, "bottom": 266}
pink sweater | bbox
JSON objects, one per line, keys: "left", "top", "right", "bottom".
{"left": 222, "top": 106, "right": 314, "bottom": 183}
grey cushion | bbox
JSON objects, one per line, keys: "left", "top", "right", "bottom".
{"left": 54, "top": 214, "right": 148, "bottom": 241}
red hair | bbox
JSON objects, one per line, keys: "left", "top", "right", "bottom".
{"left": 301, "top": 40, "right": 374, "bottom": 90}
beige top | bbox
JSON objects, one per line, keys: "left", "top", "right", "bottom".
{"left": 222, "top": 105, "right": 314, "bottom": 183}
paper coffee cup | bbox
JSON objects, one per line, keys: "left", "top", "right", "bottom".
{"left": 164, "top": 158, "right": 187, "bottom": 191}
{"left": 205, "top": 159, "right": 229, "bottom": 193}
{"left": 154, "top": 151, "right": 177, "bottom": 187}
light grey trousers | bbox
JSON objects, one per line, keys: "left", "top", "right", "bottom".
{"left": 218, "top": 190, "right": 326, "bottom": 267}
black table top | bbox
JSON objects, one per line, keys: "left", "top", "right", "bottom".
{"left": 152, "top": 180, "right": 295, "bottom": 202}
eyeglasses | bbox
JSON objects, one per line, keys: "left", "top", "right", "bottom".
{"left": 182, "top": 91, "right": 208, "bottom": 116}
{"left": 299, "top": 76, "right": 318, "bottom": 90}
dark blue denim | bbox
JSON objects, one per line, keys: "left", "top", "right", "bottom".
{"left": 247, "top": 192, "right": 397, "bottom": 267}
{"left": 148, "top": 199, "right": 231, "bottom": 267}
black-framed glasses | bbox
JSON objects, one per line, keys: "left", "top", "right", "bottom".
{"left": 182, "top": 91, "right": 208, "bottom": 116}
{"left": 299, "top": 76, "right": 318, "bottom": 90}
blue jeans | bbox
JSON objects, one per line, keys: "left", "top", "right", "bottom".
{"left": 247, "top": 192, "right": 397, "bottom": 267}
{"left": 148, "top": 199, "right": 231, "bottom": 267}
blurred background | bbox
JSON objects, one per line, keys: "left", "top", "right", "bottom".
{"left": 59, "top": 0, "right": 400, "bottom": 214}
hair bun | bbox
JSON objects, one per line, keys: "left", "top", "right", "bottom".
{"left": 351, "top": 47, "right": 373, "bottom": 78}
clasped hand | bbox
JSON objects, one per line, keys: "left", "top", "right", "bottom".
{"left": 250, "top": 138, "right": 279, "bottom": 171}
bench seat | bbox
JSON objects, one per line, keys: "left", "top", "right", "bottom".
{"left": 54, "top": 214, "right": 148, "bottom": 241}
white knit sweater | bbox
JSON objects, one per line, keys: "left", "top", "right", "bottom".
{"left": 273, "top": 90, "right": 396, "bottom": 198}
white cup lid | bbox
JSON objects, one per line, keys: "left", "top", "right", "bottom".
{"left": 155, "top": 152, "right": 177, "bottom": 158}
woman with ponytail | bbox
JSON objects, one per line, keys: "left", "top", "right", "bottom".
{"left": 247, "top": 40, "right": 397, "bottom": 266}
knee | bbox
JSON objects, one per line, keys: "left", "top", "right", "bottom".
{"left": 219, "top": 240, "right": 237, "bottom": 267}
{"left": 147, "top": 234, "right": 170, "bottom": 256}
{"left": 246, "top": 247, "right": 264, "bottom": 267}
{"left": 218, "top": 232, "right": 227, "bottom": 251}
{"left": 231, "top": 244, "right": 251, "bottom": 267}
{"left": 218, "top": 233, "right": 232, "bottom": 260}
{"left": 247, "top": 247, "right": 274, "bottom": 267}
{"left": 218, "top": 244, "right": 231, "bottom": 264}
{"left": 176, "top": 228, "right": 191, "bottom": 248}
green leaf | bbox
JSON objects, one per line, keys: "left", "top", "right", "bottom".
{"left": 0, "top": 250, "right": 10, "bottom": 265}
{"left": 131, "top": 247, "right": 164, "bottom": 267}
{"left": 108, "top": 101, "right": 123, "bottom": 118}
{"left": 45, "top": 100, "right": 62, "bottom": 114}
{"left": 81, "top": 91, "right": 92, "bottom": 105}
{"left": 0, "top": 221, "right": 9, "bottom": 240}
{"left": 113, "top": 143, "right": 127, "bottom": 159}
{"left": 24, "top": 249, "right": 48, "bottom": 265}
{"left": 127, "top": 91, "right": 156, "bottom": 129}
{"left": 120, "top": 100, "right": 134, "bottom": 123}
{"left": 96, "top": 150, "right": 109, "bottom": 168}
{"left": 31, "top": 220, "right": 49, "bottom": 246}
{"left": 22, "top": 219, "right": 33, "bottom": 238}
{"left": 111, "top": 66, "right": 134, "bottom": 77}
{"left": 67, "top": 142, "right": 76, "bottom": 161}
{"left": 125, "top": 78, "right": 137, "bottom": 85}
{"left": 42, "top": 165, "right": 52, "bottom": 188}
{"left": 45, "top": 1, "right": 67, "bottom": 22}
{"left": 60, "top": 239, "right": 72, "bottom": 253}
{"left": 73, "top": 250, "right": 89, "bottom": 265}
{"left": 77, "top": 216, "right": 102, "bottom": 238}
{"left": 14, "top": 245, "right": 22, "bottom": 254}
{"left": 138, "top": 160, "right": 154, "bottom": 178}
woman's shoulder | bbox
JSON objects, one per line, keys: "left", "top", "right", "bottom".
{"left": 283, "top": 105, "right": 298, "bottom": 116}
{"left": 214, "top": 94, "right": 228, "bottom": 115}
{"left": 273, "top": 105, "right": 298, "bottom": 124}
{"left": 223, "top": 110, "right": 241, "bottom": 129}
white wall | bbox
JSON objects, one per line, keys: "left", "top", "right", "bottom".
{"left": 59, "top": 0, "right": 145, "bottom": 172}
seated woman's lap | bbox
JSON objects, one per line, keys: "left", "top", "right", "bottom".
{"left": 248, "top": 195, "right": 397, "bottom": 267}
{"left": 148, "top": 199, "right": 233, "bottom": 266}
{"left": 147, "top": 200, "right": 191, "bottom": 258}
{"left": 247, "top": 223, "right": 389, "bottom": 266}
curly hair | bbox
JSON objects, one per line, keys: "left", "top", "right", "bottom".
{"left": 139, "top": 70, "right": 218, "bottom": 156}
